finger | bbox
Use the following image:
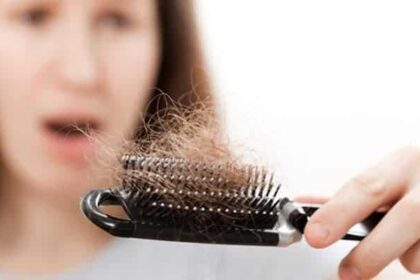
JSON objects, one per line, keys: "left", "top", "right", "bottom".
{"left": 400, "top": 239, "right": 420, "bottom": 274}
{"left": 293, "top": 195, "right": 328, "bottom": 204}
{"left": 399, "top": 183, "right": 420, "bottom": 274}
{"left": 304, "top": 148, "right": 417, "bottom": 248}
{"left": 339, "top": 188, "right": 420, "bottom": 279}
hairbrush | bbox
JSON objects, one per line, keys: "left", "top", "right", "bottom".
{"left": 81, "top": 155, "right": 384, "bottom": 247}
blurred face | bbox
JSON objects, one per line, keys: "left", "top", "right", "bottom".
{"left": 0, "top": 0, "right": 160, "bottom": 196}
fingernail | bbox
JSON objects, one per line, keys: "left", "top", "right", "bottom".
{"left": 339, "top": 263, "right": 361, "bottom": 280}
{"left": 307, "top": 222, "right": 329, "bottom": 241}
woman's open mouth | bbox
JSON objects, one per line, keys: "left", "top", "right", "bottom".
{"left": 40, "top": 114, "right": 103, "bottom": 162}
{"left": 45, "top": 121, "right": 99, "bottom": 138}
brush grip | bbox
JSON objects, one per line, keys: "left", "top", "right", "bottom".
{"left": 81, "top": 189, "right": 384, "bottom": 245}
{"left": 300, "top": 204, "right": 386, "bottom": 241}
{"left": 81, "top": 188, "right": 281, "bottom": 246}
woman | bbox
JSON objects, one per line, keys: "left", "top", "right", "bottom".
{"left": 0, "top": 0, "right": 419, "bottom": 279}
{"left": 0, "top": 0, "right": 212, "bottom": 277}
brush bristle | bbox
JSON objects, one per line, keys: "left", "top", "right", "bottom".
{"left": 116, "top": 155, "right": 283, "bottom": 231}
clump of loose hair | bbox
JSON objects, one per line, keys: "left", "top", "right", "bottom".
{"left": 76, "top": 92, "right": 276, "bottom": 228}
{"left": 119, "top": 94, "right": 277, "bottom": 226}
{"left": 121, "top": 93, "right": 251, "bottom": 192}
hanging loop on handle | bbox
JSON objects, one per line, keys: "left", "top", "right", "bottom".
{"left": 80, "top": 188, "right": 134, "bottom": 237}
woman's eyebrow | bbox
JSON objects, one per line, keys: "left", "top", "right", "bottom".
{"left": 98, "top": 0, "right": 146, "bottom": 11}
{"left": 2, "top": 0, "right": 57, "bottom": 8}
{"left": 101, "top": 0, "right": 136, "bottom": 6}
{"left": 98, "top": 0, "right": 151, "bottom": 17}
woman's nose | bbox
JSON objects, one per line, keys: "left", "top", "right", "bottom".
{"left": 57, "top": 21, "right": 100, "bottom": 93}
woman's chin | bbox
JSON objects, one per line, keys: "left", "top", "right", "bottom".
{"left": 26, "top": 167, "right": 108, "bottom": 200}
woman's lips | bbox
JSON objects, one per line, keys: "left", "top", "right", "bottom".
{"left": 39, "top": 113, "right": 103, "bottom": 163}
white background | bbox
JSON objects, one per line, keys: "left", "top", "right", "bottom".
{"left": 196, "top": 0, "right": 420, "bottom": 199}
{"left": 195, "top": 3, "right": 420, "bottom": 277}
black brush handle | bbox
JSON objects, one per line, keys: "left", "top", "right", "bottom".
{"left": 299, "top": 204, "right": 386, "bottom": 241}
{"left": 81, "top": 189, "right": 384, "bottom": 245}
{"left": 80, "top": 188, "right": 281, "bottom": 246}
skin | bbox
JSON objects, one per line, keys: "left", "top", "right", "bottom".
{"left": 0, "top": 0, "right": 160, "bottom": 275}
{"left": 301, "top": 146, "right": 420, "bottom": 279}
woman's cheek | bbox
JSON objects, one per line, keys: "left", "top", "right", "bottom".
{"left": 0, "top": 46, "right": 37, "bottom": 168}
{"left": 103, "top": 36, "right": 160, "bottom": 139}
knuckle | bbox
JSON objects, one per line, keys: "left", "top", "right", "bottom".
{"left": 400, "top": 256, "right": 420, "bottom": 274}
{"left": 399, "top": 145, "right": 420, "bottom": 157}
{"left": 346, "top": 171, "right": 386, "bottom": 197}
{"left": 407, "top": 266, "right": 420, "bottom": 274}
{"left": 360, "top": 249, "right": 382, "bottom": 273}
{"left": 348, "top": 247, "right": 382, "bottom": 277}
{"left": 398, "top": 145, "right": 420, "bottom": 165}
{"left": 400, "top": 197, "right": 420, "bottom": 217}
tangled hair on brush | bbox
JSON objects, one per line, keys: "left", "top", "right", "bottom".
{"left": 119, "top": 92, "right": 246, "bottom": 187}
{"left": 129, "top": 93, "right": 228, "bottom": 161}
{"left": 112, "top": 93, "right": 278, "bottom": 228}
{"left": 73, "top": 90, "right": 279, "bottom": 232}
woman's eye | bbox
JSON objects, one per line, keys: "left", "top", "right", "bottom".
{"left": 101, "top": 11, "right": 132, "bottom": 30}
{"left": 20, "top": 7, "right": 51, "bottom": 26}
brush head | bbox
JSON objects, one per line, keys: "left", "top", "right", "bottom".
{"left": 118, "top": 155, "right": 283, "bottom": 232}
{"left": 82, "top": 155, "right": 385, "bottom": 246}
{"left": 81, "top": 155, "right": 298, "bottom": 246}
